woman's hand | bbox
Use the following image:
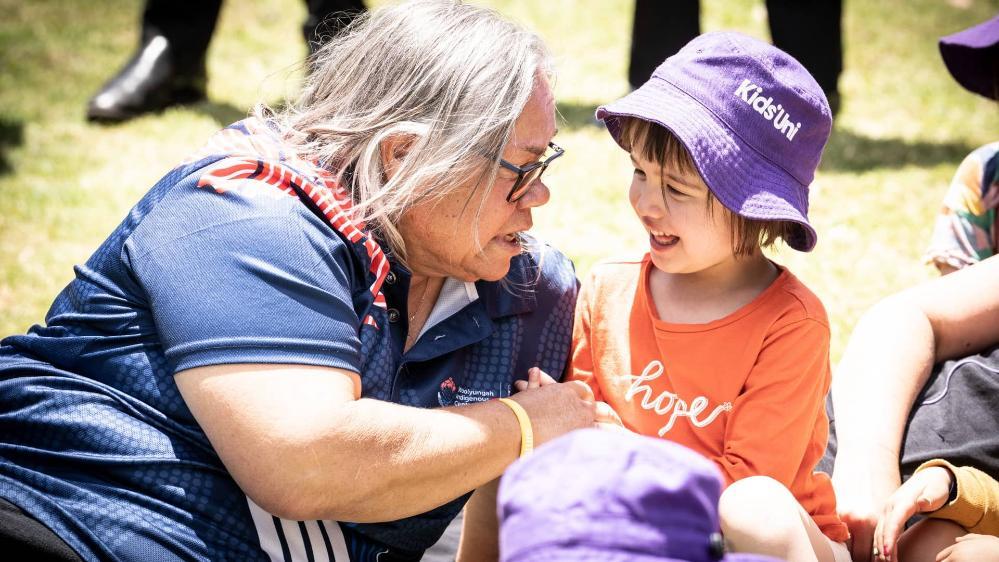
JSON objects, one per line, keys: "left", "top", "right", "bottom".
{"left": 511, "top": 367, "right": 596, "bottom": 446}
{"left": 832, "top": 451, "right": 902, "bottom": 562}
{"left": 514, "top": 367, "right": 622, "bottom": 430}
{"left": 873, "top": 466, "right": 953, "bottom": 561}
{"left": 937, "top": 534, "right": 999, "bottom": 562}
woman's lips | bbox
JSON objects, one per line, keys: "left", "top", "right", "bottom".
{"left": 493, "top": 231, "right": 523, "bottom": 252}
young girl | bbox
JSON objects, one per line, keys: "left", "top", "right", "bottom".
{"left": 569, "top": 32, "right": 850, "bottom": 562}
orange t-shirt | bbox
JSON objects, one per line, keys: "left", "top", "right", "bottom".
{"left": 569, "top": 255, "right": 849, "bottom": 542}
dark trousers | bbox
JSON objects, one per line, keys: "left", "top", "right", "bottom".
{"left": 0, "top": 497, "right": 83, "bottom": 562}
{"left": 140, "top": 0, "right": 367, "bottom": 74}
{"left": 629, "top": 0, "right": 842, "bottom": 95}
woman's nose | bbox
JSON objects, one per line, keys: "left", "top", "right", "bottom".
{"left": 517, "top": 178, "right": 551, "bottom": 209}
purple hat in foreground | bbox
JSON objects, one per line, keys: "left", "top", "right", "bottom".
{"left": 597, "top": 31, "right": 833, "bottom": 252}
{"left": 939, "top": 14, "right": 999, "bottom": 100}
{"left": 498, "top": 429, "right": 780, "bottom": 562}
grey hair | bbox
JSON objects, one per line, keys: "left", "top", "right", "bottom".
{"left": 259, "top": 0, "right": 553, "bottom": 267}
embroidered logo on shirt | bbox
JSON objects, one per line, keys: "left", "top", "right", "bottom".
{"left": 624, "top": 361, "right": 732, "bottom": 436}
{"left": 437, "top": 377, "right": 497, "bottom": 406}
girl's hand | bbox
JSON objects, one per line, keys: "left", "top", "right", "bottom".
{"left": 873, "top": 466, "right": 953, "bottom": 561}
{"left": 594, "top": 400, "right": 626, "bottom": 431}
{"left": 937, "top": 534, "right": 999, "bottom": 562}
{"left": 513, "top": 367, "right": 558, "bottom": 392}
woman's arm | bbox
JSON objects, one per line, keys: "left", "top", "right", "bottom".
{"left": 175, "top": 363, "right": 595, "bottom": 523}
{"left": 831, "top": 254, "right": 999, "bottom": 561}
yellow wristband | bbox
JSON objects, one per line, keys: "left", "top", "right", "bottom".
{"left": 498, "top": 397, "right": 534, "bottom": 457}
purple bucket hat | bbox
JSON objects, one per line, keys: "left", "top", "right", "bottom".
{"left": 498, "top": 429, "right": 781, "bottom": 562}
{"left": 939, "top": 14, "right": 999, "bottom": 100}
{"left": 597, "top": 31, "right": 833, "bottom": 252}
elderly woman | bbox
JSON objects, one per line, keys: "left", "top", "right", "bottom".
{"left": 0, "top": 2, "right": 596, "bottom": 561}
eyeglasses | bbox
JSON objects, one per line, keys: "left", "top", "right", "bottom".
{"left": 498, "top": 141, "right": 565, "bottom": 203}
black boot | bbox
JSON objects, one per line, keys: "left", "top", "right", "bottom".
{"left": 86, "top": 35, "right": 206, "bottom": 123}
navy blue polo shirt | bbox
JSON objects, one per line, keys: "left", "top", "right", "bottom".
{"left": 0, "top": 120, "right": 578, "bottom": 562}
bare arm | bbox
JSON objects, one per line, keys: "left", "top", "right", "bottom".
{"left": 831, "top": 255, "right": 999, "bottom": 561}
{"left": 175, "top": 363, "right": 595, "bottom": 523}
{"left": 456, "top": 478, "right": 500, "bottom": 562}
{"left": 453, "top": 368, "right": 593, "bottom": 562}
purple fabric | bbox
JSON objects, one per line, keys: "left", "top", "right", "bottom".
{"left": 939, "top": 14, "right": 999, "bottom": 100}
{"left": 597, "top": 31, "right": 833, "bottom": 252}
{"left": 497, "top": 428, "right": 781, "bottom": 562}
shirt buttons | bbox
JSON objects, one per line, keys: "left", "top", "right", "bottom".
{"left": 385, "top": 271, "right": 397, "bottom": 284}
{"left": 387, "top": 308, "right": 400, "bottom": 323}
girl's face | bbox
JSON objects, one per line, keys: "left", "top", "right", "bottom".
{"left": 629, "top": 150, "right": 738, "bottom": 276}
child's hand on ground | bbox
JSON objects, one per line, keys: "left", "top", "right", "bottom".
{"left": 936, "top": 534, "right": 999, "bottom": 562}
{"left": 873, "top": 466, "right": 952, "bottom": 561}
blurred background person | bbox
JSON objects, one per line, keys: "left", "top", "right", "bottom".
{"left": 86, "top": 0, "right": 366, "bottom": 122}
{"left": 924, "top": 14, "right": 999, "bottom": 276}
{"left": 629, "top": 0, "right": 843, "bottom": 114}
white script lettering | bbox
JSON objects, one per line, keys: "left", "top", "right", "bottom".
{"left": 624, "top": 361, "right": 732, "bottom": 436}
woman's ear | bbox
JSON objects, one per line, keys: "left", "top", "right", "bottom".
{"left": 380, "top": 135, "right": 414, "bottom": 181}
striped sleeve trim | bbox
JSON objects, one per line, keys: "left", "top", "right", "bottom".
{"left": 246, "top": 497, "right": 351, "bottom": 562}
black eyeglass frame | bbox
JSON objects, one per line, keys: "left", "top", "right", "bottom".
{"left": 498, "top": 141, "right": 565, "bottom": 203}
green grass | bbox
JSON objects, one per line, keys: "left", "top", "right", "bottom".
{"left": 1, "top": 0, "right": 997, "bottom": 364}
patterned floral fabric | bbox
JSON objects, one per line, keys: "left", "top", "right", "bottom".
{"left": 926, "top": 142, "right": 999, "bottom": 271}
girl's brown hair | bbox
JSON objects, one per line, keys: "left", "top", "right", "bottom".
{"left": 618, "top": 117, "right": 796, "bottom": 256}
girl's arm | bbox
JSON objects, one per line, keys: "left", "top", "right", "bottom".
{"left": 456, "top": 478, "right": 501, "bottom": 562}
{"left": 566, "top": 271, "right": 605, "bottom": 401}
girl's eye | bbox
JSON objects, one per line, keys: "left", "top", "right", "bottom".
{"left": 633, "top": 168, "right": 646, "bottom": 178}
{"left": 666, "top": 184, "right": 685, "bottom": 196}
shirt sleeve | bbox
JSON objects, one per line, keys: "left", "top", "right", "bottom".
{"left": 127, "top": 203, "right": 365, "bottom": 375}
{"left": 925, "top": 149, "right": 996, "bottom": 271}
{"left": 919, "top": 459, "right": 999, "bottom": 535}
{"left": 567, "top": 272, "right": 604, "bottom": 401}
{"left": 713, "top": 317, "right": 831, "bottom": 487}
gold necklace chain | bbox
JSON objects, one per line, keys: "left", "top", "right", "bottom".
{"left": 405, "top": 279, "right": 433, "bottom": 350}
{"left": 407, "top": 279, "right": 431, "bottom": 325}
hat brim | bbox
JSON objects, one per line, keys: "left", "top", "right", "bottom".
{"left": 939, "top": 16, "right": 999, "bottom": 100}
{"left": 597, "top": 78, "right": 818, "bottom": 252}
{"left": 505, "top": 543, "right": 781, "bottom": 562}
